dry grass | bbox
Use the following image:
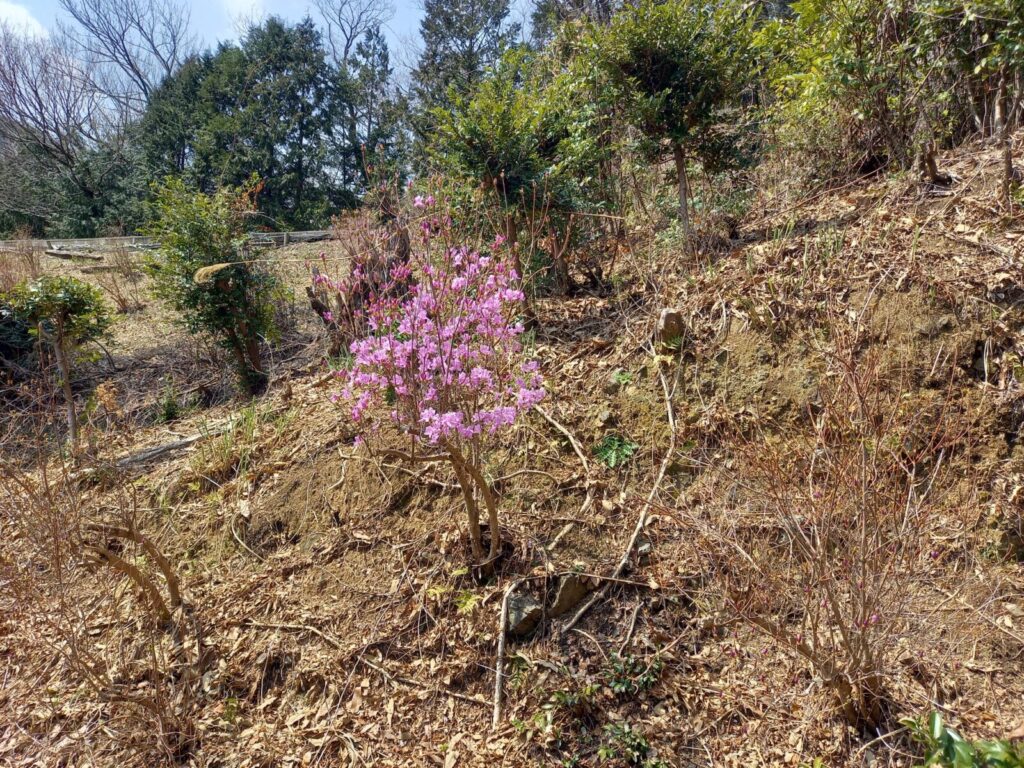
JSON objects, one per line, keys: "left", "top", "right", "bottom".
{"left": 0, "top": 228, "right": 41, "bottom": 292}
{"left": 2, "top": 135, "right": 1024, "bottom": 766}
{"left": 93, "top": 245, "right": 146, "bottom": 313}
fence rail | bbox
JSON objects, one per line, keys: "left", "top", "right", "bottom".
{"left": 0, "top": 230, "right": 332, "bottom": 254}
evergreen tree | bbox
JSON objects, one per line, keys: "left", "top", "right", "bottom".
{"left": 352, "top": 28, "right": 403, "bottom": 173}
{"left": 411, "top": 0, "right": 520, "bottom": 131}
{"left": 139, "top": 17, "right": 356, "bottom": 228}
{"left": 239, "top": 17, "right": 341, "bottom": 226}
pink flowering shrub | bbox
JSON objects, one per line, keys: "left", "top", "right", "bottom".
{"left": 337, "top": 200, "right": 544, "bottom": 564}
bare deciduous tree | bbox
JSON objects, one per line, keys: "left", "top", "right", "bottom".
{"left": 0, "top": 23, "right": 108, "bottom": 171}
{"left": 0, "top": 22, "right": 138, "bottom": 228}
{"left": 57, "top": 0, "right": 196, "bottom": 110}
{"left": 313, "top": 0, "right": 393, "bottom": 64}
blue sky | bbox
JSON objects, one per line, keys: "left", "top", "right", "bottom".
{"left": 0, "top": 0, "right": 430, "bottom": 67}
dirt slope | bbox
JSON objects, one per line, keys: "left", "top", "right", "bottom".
{"left": 2, "top": 135, "right": 1024, "bottom": 767}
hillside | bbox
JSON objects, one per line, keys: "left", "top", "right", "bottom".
{"left": 2, "top": 134, "right": 1023, "bottom": 767}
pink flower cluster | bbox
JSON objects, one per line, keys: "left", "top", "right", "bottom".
{"left": 338, "top": 240, "right": 544, "bottom": 447}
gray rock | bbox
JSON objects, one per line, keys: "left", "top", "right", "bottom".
{"left": 549, "top": 574, "right": 592, "bottom": 617}
{"left": 655, "top": 308, "right": 689, "bottom": 353}
{"left": 636, "top": 534, "right": 653, "bottom": 562}
{"left": 507, "top": 592, "right": 543, "bottom": 637}
{"left": 603, "top": 368, "right": 629, "bottom": 395}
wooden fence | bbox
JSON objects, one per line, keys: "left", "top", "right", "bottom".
{"left": 0, "top": 230, "right": 332, "bottom": 254}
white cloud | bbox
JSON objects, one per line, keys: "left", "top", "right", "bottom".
{"left": 0, "top": 0, "right": 47, "bottom": 37}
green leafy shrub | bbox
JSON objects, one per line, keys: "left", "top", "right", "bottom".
{"left": 602, "top": 653, "right": 662, "bottom": 696}
{"left": 593, "top": 0, "right": 757, "bottom": 238}
{"left": 903, "top": 712, "right": 1024, "bottom": 768}
{"left": 597, "top": 723, "right": 666, "bottom": 767}
{"left": 5, "top": 276, "right": 111, "bottom": 449}
{"left": 145, "top": 178, "right": 277, "bottom": 395}
{"left": 433, "top": 48, "right": 602, "bottom": 292}
{"left": 158, "top": 377, "right": 181, "bottom": 423}
{"left": 760, "top": 0, "right": 1024, "bottom": 184}
{"left": 0, "top": 293, "right": 34, "bottom": 367}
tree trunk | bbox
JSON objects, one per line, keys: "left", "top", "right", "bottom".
{"left": 226, "top": 323, "right": 266, "bottom": 396}
{"left": 464, "top": 460, "right": 501, "bottom": 561}
{"left": 672, "top": 142, "right": 691, "bottom": 242}
{"left": 51, "top": 326, "right": 78, "bottom": 454}
{"left": 243, "top": 333, "right": 267, "bottom": 395}
{"left": 449, "top": 454, "right": 484, "bottom": 562}
{"left": 998, "top": 67, "right": 1013, "bottom": 209}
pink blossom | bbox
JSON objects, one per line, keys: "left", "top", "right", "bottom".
{"left": 337, "top": 236, "right": 544, "bottom": 449}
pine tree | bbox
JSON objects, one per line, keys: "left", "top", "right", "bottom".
{"left": 353, "top": 28, "right": 398, "bottom": 158}
{"left": 411, "top": 0, "right": 520, "bottom": 130}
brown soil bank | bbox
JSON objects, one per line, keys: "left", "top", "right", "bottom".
{"left": 2, "top": 135, "right": 1023, "bottom": 766}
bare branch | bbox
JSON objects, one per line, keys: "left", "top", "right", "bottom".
{"left": 313, "top": 0, "right": 393, "bottom": 64}
{"left": 57, "top": 0, "right": 196, "bottom": 109}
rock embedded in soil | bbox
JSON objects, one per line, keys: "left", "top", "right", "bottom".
{"left": 549, "top": 573, "right": 593, "bottom": 618}
{"left": 655, "top": 308, "right": 689, "bottom": 353}
{"left": 603, "top": 368, "right": 627, "bottom": 395}
{"left": 507, "top": 591, "right": 543, "bottom": 637}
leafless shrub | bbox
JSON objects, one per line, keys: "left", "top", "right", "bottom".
{"left": 0, "top": 227, "right": 41, "bottom": 292}
{"left": 94, "top": 245, "right": 145, "bottom": 312}
{"left": 0, "top": 453, "right": 208, "bottom": 761}
{"left": 306, "top": 211, "right": 409, "bottom": 357}
{"left": 684, "top": 324, "right": 971, "bottom": 731}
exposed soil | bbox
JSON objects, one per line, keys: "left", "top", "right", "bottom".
{"left": 2, "top": 136, "right": 1024, "bottom": 767}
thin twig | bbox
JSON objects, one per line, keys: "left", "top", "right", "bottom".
{"left": 562, "top": 365, "right": 676, "bottom": 633}
{"left": 618, "top": 602, "right": 643, "bottom": 656}
{"left": 493, "top": 578, "right": 523, "bottom": 729}
{"left": 536, "top": 406, "right": 590, "bottom": 475}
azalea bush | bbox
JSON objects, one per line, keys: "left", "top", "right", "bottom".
{"left": 337, "top": 197, "right": 544, "bottom": 565}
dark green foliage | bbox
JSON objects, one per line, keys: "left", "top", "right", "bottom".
{"left": 535, "top": 652, "right": 666, "bottom": 767}
{"left": 6, "top": 276, "right": 111, "bottom": 350}
{"left": 139, "top": 55, "right": 212, "bottom": 179}
{"left": 4, "top": 275, "right": 111, "bottom": 447}
{"left": 142, "top": 17, "right": 357, "bottom": 229}
{"left": 761, "top": 0, "right": 1024, "bottom": 181}
{"left": 602, "top": 653, "right": 663, "bottom": 697}
{"left": 144, "top": 179, "right": 276, "bottom": 395}
{"left": 594, "top": 434, "right": 638, "bottom": 468}
{"left": 337, "top": 27, "right": 406, "bottom": 188}
{"left": 431, "top": 43, "right": 621, "bottom": 289}
{"left": 594, "top": 0, "right": 757, "bottom": 229}
{"left": 903, "top": 712, "right": 1024, "bottom": 767}
{"left": 598, "top": 723, "right": 667, "bottom": 767}
{"left": 596, "top": 0, "right": 756, "bottom": 159}
{"left": 52, "top": 140, "right": 149, "bottom": 237}
{"left": 433, "top": 50, "right": 551, "bottom": 202}
{"left": 411, "top": 0, "right": 520, "bottom": 133}
{"left": 0, "top": 293, "right": 34, "bottom": 365}
{"left": 158, "top": 377, "right": 182, "bottom": 423}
